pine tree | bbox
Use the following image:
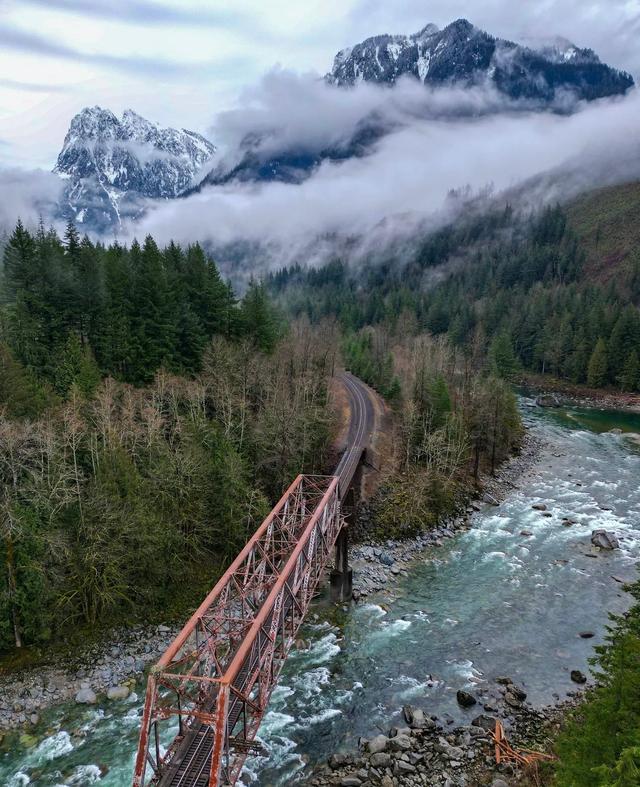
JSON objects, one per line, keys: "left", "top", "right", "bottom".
{"left": 609, "top": 307, "right": 640, "bottom": 383}
{"left": 488, "top": 331, "right": 520, "bottom": 379}
{"left": 620, "top": 350, "right": 640, "bottom": 392}
{"left": 2, "top": 220, "right": 35, "bottom": 297}
{"left": 53, "top": 334, "right": 101, "bottom": 398}
{"left": 587, "top": 338, "right": 609, "bottom": 388}
{"left": 240, "top": 280, "right": 279, "bottom": 352}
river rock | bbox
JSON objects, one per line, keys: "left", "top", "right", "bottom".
{"left": 366, "top": 734, "right": 389, "bottom": 754}
{"left": 471, "top": 714, "right": 497, "bottom": 732}
{"left": 509, "top": 685, "right": 527, "bottom": 701}
{"left": 570, "top": 670, "right": 587, "bottom": 684}
{"left": 106, "top": 685, "right": 130, "bottom": 701}
{"left": 532, "top": 503, "right": 547, "bottom": 511}
{"left": 369, "top": 752, "right": 391, "bottom": 768}
{"left": 329, "top": 753, "right": 349, "bottom": 769}
{"left": 75, "top": 688, "right": 97, "bottom": 704}
{"left": 505, "top": 692, "right": 523, "bottom": 708}
{"left": 579, "top": 631, "right": 595, "bottom": 639}
{"left": 591, "top": 530, "right": 620, "bottom": 550}
{"left": 388, "top": 733, "right": 412, "bottom": 752}
{"left": 402, "top": 704, "right": 426, "bottom": 728}
{"left": 536, "top": 394, "right": 560, "bottom": 407}
{"left": 456, "top": 690, "right": 477, "bottom": 708}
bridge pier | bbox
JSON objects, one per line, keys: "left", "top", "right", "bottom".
{"left": 330, "top": 526, "right": 353, "bottom": 602}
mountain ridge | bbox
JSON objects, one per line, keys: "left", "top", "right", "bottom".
{"left": 326, "top": 18, "right": 634, "bottom": 102}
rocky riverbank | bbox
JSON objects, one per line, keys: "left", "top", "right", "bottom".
{"left": 349, "top": 431, "right": 544, "bottom": 601}
{"left": 519, "top": 376, "right": 640, "bottom": 413}
{"left": 0, "top": 623, "right": 180, "bottom": 731}
{"left": 307, "top": 674, "right": 582, "bottom": 787}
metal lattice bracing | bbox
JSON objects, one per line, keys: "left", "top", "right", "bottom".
{"left": 133, "top": 474, "right": 343, "bottom": 787}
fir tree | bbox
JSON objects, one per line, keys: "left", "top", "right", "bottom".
{"left": 488, "top": 331, "right": 519, "bottom": 379}
{"left": 587, "top": 338, "right": 609, "bottom": 388}
{"left": 620, "top": 350, "right": 640, "bottom": 392}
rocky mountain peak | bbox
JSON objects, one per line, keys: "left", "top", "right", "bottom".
{"left": 54, "top": 106, "right": 216, "bottom": 232}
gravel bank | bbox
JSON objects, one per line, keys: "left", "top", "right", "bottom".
{"left": 0, "top": 624, "right": 180, "bottom": 731}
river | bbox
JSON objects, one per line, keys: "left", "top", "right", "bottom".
{"left": 1, "top": 403, "right": 639, "bottom": 786}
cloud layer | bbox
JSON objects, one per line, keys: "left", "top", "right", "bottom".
{"left": 0, "top": 168, "right": 63, "bottom": 229}
{"left": 128, "top": 73, "right": 640, "bottom": 272}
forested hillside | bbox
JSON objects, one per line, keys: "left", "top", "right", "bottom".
{"left": 269, "top": 183, "right": 640, "bottom": 393}
{"left": 0, "top": 223, "right": 336, "bottom": 652}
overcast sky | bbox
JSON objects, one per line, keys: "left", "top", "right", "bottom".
{"left": 1, "top": 0, "right": 639, "bottom": 169}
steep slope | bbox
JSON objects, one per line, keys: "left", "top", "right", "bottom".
{"left": 55, "top": 107, "right": 216, "bottom": 232}
{"left": 566, "top": 180, "right": 640, "bottom": 286}
{"left": 327, "top": 18, "right": 633, "bottom": 103}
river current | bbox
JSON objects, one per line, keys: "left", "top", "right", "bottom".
{"left": 2, "top": 403, "right": 639, "bottom": 786}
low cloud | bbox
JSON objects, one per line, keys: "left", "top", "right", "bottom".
{"left": 129, "top": 73, "right": 640, "bottom": 273}
{"left": 0, "top": 168, "right": 64, "bottom": 229}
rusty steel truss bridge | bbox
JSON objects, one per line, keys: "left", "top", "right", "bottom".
{"left": 132, "top": 373, "right": 376, "bottom": 787}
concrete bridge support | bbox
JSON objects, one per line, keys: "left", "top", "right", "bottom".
{"left": 330, "top": 526, "right": 353, "bottom": 602}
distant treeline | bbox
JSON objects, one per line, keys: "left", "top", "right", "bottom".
{"left": 268, "top": 205, "right": 640, "bottom": 392}
{"left": 1, "top": 220, "right": 279, "bottom": 397}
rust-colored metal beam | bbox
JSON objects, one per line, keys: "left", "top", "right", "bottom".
{"left": 132, "top": 474, "right": 344, "bottom": 787}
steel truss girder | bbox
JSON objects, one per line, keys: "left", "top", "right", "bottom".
{"left": 133, "top": 474, "right": 343, "bottom": 787}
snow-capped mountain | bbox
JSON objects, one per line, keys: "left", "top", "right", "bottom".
{"left": 55, "top": 107, "right": 215, "bottom": 232}
{"left": 199, "top": 19, "right": 633, "bottom": 190}
{"left": 327, "top": 18, "right": 633, "bottom": 102}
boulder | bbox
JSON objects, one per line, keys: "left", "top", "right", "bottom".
{"left": 388, "top": 733, "right": 412, "bottom": 752}
{"left": 509, "top": 685, "right": 527, "bottom": 701}
{"left": 570, "top": 670, "right": 587, "bottom": 684}
{"left": 402, "top": 704, "right": 426, "bottom": 728}
{"left": 536, "top": 394, "right": 560, "bottom": 408}
{"left": 329, "top": 753, "right": 349, "bottom": 769}
{"left": 369, "top": 752, "right": 391, "bottom": 768}
{"left": 579, "top": 631, "right": 595, "bottom": 639}
{"left": 106, "top": 685, "right": 130, "bottom": 701}
{"left": 532, "top": 503, "right": 547, "bottom": 511}
{"left": 456, "top": 690, "right": 477, "bottom": 708}
{"left": 366, "top": 734, "right": 389, "bottom": 754}
{"left": 591, "top": 530, "right": 620, "bottom": 550}
{"left": 504, "top": 692, "right": 522, "bottom": 708}
{"left": 471, "top": 714, "right": 498, "bottom": 733}
{"left": 75, "top": 688, "right": 97, "bottom": 704}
